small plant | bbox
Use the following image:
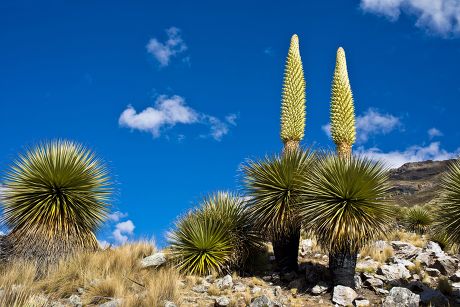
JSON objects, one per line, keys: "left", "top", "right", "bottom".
{"left": 437, "top": 276, "right": 452, "bottom": 295}
{"left": 1, "top": 140, "right": 111, "bottom": 270}
{"left": 168, "top": 192, "right": 259, "bottom": 275}
{"left": 408, "top": 260, "right": 423, "bottom": 275}
{"left": 403, "top": 206, "right": 432, "bottom": 234}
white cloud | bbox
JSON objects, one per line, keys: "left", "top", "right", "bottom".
{"left": 107, "top": 211, "right": 128, "bottom": 222}
{"left": 360, "top": 0, "right": 460, "bottom": 36}
{"left": 119, "top": 95, "right": 237, "bottom": 141}
{"left": 357, "top": 141, "right": 460, "bottom": 167}
{"left": 146, "top": 27, "right": 187, "bottom": 66}
{"left": 112, "top": 220, "right": 135, "bottom": 244}
{"left": 0, "top": 231, "right": 4, "bottom": 236}
{"left": 98, "top": 240, "right": 110, "bottom": 249}
{"left": 428, "top": 127, "right": 443, "bottom": 138}
{"left": 322, "top": 108, "right": 400, "bottom": 143}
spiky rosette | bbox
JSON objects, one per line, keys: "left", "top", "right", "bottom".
{"left": 299, "top": 154, "right": 394, "bottom": 253}
{"left": 330, "top": 47, "right": 356, "bottom": 157}
{"left": 1, "top": 140, "right": 111, "bottom": 268}
{"left": 403, "top": 206, "right": 432, "bottom": 234}
{"left": 280, "top": 34, "right": 306, "bottom": 150}
{"left": 435, "top": 159, "right": 460, "bottom": 245}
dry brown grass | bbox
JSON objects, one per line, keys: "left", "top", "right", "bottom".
{"left": 0, "top": 241, "right": 180, "bottom": 306}
{"left": 388, "top": 230, "right": 426, "bottom": 247}
{"left": 359, "top": 245, "right": 394, "bottom": 263}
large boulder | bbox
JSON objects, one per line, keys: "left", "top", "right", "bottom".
{"left": 379, "top": 264, "right": 411, "bottom": 282}
{"left": 391, "top": 241, "right": 421, "bottom": 260}
{"left": 383, "top": 287, "right": 420, "bottom": 307}
{"left": 141, "top": 252, "right": 166, "bottom": 268}
{"left": 332, "top": 285, "right": 358, "bottom": 306}
{"left": 250, "top": 295, "right": 276, "bottom": 307}
{"left": 356, "top": 259, "right": 379, "bottom": 272}
{"left": 429, "top": 256, "right": 459, "bottom": 276}
{"left": 425, "top": 241, "right": 444, "bottom": 257}
{"left": 419, "top": 289, "right": 449, "bottom": 306}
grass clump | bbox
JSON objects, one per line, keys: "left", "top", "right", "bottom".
{"left": 437, "top": 276, "right": 452, "bottom": 296}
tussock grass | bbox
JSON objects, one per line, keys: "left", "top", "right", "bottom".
{"left": 388, "top": 230, "right": 426, "bottom": 247}
{"left": 0, "top": 241, "right": 179, "bottom": 306}
{"left": 359, "top": 244, "right": 394, "bottom": 263}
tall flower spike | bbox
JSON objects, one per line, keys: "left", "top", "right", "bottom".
{"left": 281, "top": 34, "right": 306, "bottom": 152}
{"left": 330, "top": 47, "right": 356, "bottom": 157}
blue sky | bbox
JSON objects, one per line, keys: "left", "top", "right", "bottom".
{"left": 1, "top": 0, "right": 460, "bottom": 246}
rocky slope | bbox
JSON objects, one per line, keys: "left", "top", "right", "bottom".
{"left": 388, "top": 159, "right": 455, "bottom": 207}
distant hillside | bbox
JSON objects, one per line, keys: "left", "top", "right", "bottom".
{"left": 388, "top": 159, "right": 456, "bottom": 207}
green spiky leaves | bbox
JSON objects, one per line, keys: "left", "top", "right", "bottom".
{"left": 330, "top": 47, "right": 356, "bottom": 156}
{"left": 281, "top": 34, "right": 306, "bottom": 148}
{"left": 1, "top": 140, "right": 111, "bottom": 265}
{"left": 299, "top": 154, "right": 394, "bottom": 253}
{"left": 403, "top": 206, "right": 432, "bottom": 234}
{"left": 168, "top": 192, "right": 259, "bottom": 276}
{"left": 242, "top": 149, "right": 315, "bottom": 237}
{"left": 435, "top": 159, "right": 460, "bottom": 245}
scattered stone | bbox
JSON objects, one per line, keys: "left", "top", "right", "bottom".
{"left": 364, "top": 278, "right": 384, "bottom": 288}
{"left": 419, "top": 289, "right": 449, "bottom": 306}
{"left": 77, "top": 287, "right": 84, "bottom": 294}
{"left": 98, "top": 299, "right": 123, "bottom": 307}
{"left": 192, "top": 284, "right": 208, "bottom": 293}
{"left": 391, "top": 241, "right": 420, "bottom": 259}
{"left": 68, "top": 294, "right": 82, "bottom": 307}
{"left": 379, "top": 264, "right": 411, "bottom": 281}
{"left": 354, "top": 274, "right": 362, "bottom": 289}
{"left": 391, "top": 257, "right": 414, "bottom": 268}
{"left": 27, "top": 294, "right": 49, "bottom": 306}
{"left": 383, "top": 287, "right": 420, "bottom": 307}
{"left": 250, "top": 295, "right": 274, "bottom": 307}
{"left": 215, "top": 275, "right": 233, "bottom": 290}
{"left": 415, "top": 252, "right": 432, "bottom": 266}
{"left": 356, "top": 259, "right": 379, "bottom": 272}
{"left": 233, "top": 282, "right": 246, "bottom": 292}
{"left": 354, "top": 299, "right": 370, "bottom": 307}
{"left": 412, "top": 274, "right": 420, "bottom": 281}
{"left": 251, "top": 286, "right": 262, "bottom": 294}
{"left": 164, "top": 301, "right": 176, "bottom": 307}
{"left": 376, "top": 288, "right": 389, "bottom": 295}
{"left": 332, "top": 285, "right": 358, "bottom": 306}
{"left": 425, "top": 241, "right": 444, "bottom": 256}
{"left": 451, "top": 271, "right": 460, "bottom": 282}
{"left": 299, "top": 239, "right": 313, "bottom": 256}
{"left": 429, "top": 256, "right": 458, "bottom": 276}
{"left": 311, "top": 282, "right": 328, "bottom": 295}
{"left": 141, "top": 252, "right": 166, "bottom": 268}
{"left": 215, "top": 296, "right": 230, "bottom": 306}
{"left": 425, "top": 267, "right": 441, "bottom": 277}
{"left": 375, "top": 240, "right": 390, "bottom": 250}
{"left": 262, "top": 275, "right": 272, "bottom": 281}
{"left": 272, "top": 285, "right": 282, "bottom": 297}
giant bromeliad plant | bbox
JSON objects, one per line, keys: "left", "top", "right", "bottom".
{"left": 1, "top": 140, "right": 111, "bottom": 269}
{"left": 299, "top": 153, "right": 395, "bottom": 287}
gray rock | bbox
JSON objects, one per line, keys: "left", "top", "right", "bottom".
{"left": 355, "top": 299, "right": 370, "bottom": 307}
{"left": 233, "top": 282, "right": 246, "bottom": 292}
{"left": 354, "top": 274, "right": 362, "bottom": 289}
{"left": 429, "top": 256, "right": 459, "bottom": 276}
{"left": 425, "top": 268, "right": 441, "bottom": 277}
{"left": 383, "top": 287, "right": 420, "bottom": 307}
{"left": 251, "top": 286, "right": 262, "bottom": 294}
{"left": 98, "top": 299, "right": 123, "bottom": 307}
{"left": 332, "top": 285, "right": 358, "bottom": 306}
{"left": 376, "top": 288, "right": 390, "bottom": 295}
{"left": 299, "top": 239, "right": 313, "bottom": 256}
{"left": 415, "top": 252, "right": 432, "bottom": 266}
{"left": 273, "top": 285, "right": 282, "bottom": 296}
{"left": 375, "top": 240, "right": 390, "bottom": 250}
{"left": 391, "top": 241, "right": 420, "bottom": 259}
{"left": 68, "top": 294, "right": 82, "bottom": 307}
{"left": 192, "top": 284, "right": 208, "bottom": 293}
{"left": 379, "top": 264, "right": 411, "bottom": 281}
{"left": 451, "top": 271, "right": 460, "bottom": 282}
{"left": 164, "top": 301, "right": 176, "bottom": 307}
{"left": 250, "top": 295, "right": 275, "bottom": 307}
{"left": 356, "top": 259, "right": 379, "bottom": 272}
{"left": 311, "top": 282, "right": 328, "bottom": 295}
{"left": 27, "top": 294, "right": 49, "bottom": 307}
{"left": 141, "top": 252, "right": 166, "bottom": 268}
{"left": 364, "top": 278, "right": 384, "bottom": 288}
{"left": 419, "top": 289, "right": 449, "bottom": 306}
{"left": 425, "top": 241, "right": 444, "bottom": 256}
{"left": 215, "top": 274, "right": 233, "bottom": 290}
{"left": 215, "top": 296, "right": 230, "bottom": 306}
{"left": 392, "top": 257, "right": 414, "bottom": 268}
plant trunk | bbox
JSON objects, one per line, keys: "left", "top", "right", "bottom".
{"left": 336, "top": 142, "right": 352, "bottom": 158}
{"left": 329, "top": 248, "right": 358, "bottom": 288}
{"left": 272, "top": 227, "right": 300, "bottom": 272}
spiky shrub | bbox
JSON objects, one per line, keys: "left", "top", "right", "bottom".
{"left": 299, "top": 154, "right": 394, "bottom": 287}
{"left": 1, "top": 140, "right": 111, "bottom": 269}
{"left": 168, "top": 192, "right": 258, "bottom": 276}
{"left": 280, "top": 34, "right": 306, "bottom": 152}
{"left": 403, "top": 206, "right": 432, "bottom": 234}
{"left": 435, "top": 159, "right": 460, "bottom": 246}
{"left": 242, "top": 149, "right": 315, "bottom": 271}
{"left": 330, "top": 47, "right": 356, "bottom": 157}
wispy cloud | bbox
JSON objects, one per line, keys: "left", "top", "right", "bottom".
{"left": 146, "top": 27, "right": 187, "bottom": 67}
{"left": 357, "top": 142, "right": 460, "bottom": 168}
{"left": 107, "top": 211, "right": 128, "bottom": 222}
{"left": 112, "top": 220, "right": 135, "bottom": 244}
{"left": 360, "top": 0, "right": 460, "bottom": 36}
{"left": 322, "top": 108, "right": 400, "bottom": 143}
{"left": 428, "top": 127, "right": 443, "bottom": 139}
{"left": 119, "top": 95, "right": 237, "bottom": 141}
